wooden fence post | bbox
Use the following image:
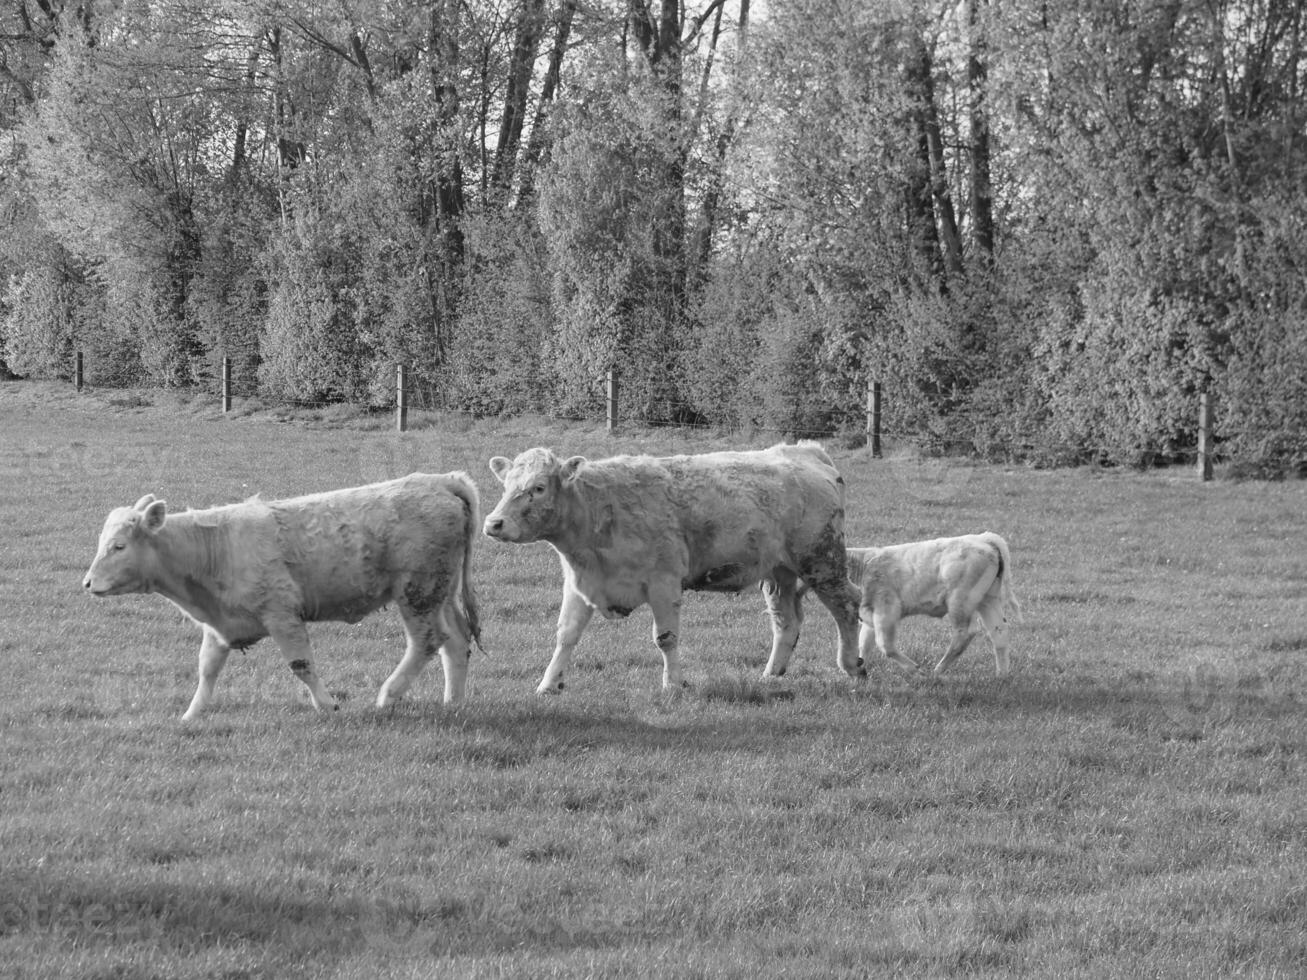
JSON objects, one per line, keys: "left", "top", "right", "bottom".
{"left": 396, "top": 364, "right": 408, "bottom": 433}
{"left": 606, "top": 368, "right": 619, "bottom": 433}
{"left": 221, "top": 355, "right": 232, "bottom": 413}
{"left": 1197, "top": 392, "right": 1213, "bottom": 481}
{"left": 865, "top": 379, "right": 882, "bottom": 457}
{"left": 74, "top": 350, "right": 84, "bottom": 392}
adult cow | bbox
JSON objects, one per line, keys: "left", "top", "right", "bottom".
{"left": 482, "top": 443, "right": 864, "bottom": 693}
{"left": 83, "top": 473, "right": 482, "bottom": 719}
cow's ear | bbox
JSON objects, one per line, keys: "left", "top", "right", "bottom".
{"left": 560, "top": 456, "right": 586, "bottom": 483}
{"left": 141, "top": 500, "right": 167, "bottom": 532}
{"left": 133, "top": 493, "right": 157, "bottom": 511}
{"left": 488, "top": 457, "right": 512, "bottom": 484}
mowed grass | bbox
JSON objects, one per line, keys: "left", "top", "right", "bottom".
{"left": 2, "top": 380, "right": 1306, "bottom": 979}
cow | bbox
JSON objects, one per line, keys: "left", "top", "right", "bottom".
{"left": 482, "top": 442, "right": 865, "bottom": 693}
{"left": 82, "top": 473, "right": 482, "bottom": 719}
{"left": 843, "top": 531, "right": 1021, "bottom": 676}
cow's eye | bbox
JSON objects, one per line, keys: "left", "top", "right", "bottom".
{"left": 533, "top": 484, "right": 547, "bottom": 496}
{"left": 111, "top": 542, "right": 126, "bottom": 552}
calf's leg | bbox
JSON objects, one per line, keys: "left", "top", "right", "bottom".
{"left": 976, "top": 594, "right": 1011, "bottom": 676}
{"left": 538, "top": 586, "right": 593, "bottom": 693}
{"left": 760, "top": 573, "right": 803, "bottom": 678}
{"left": 872, "top": 603, "right": 921, "bottom": 673}
{"left": 437, "top": 602, "right": 474, "bottom": 702}
{"left": 182, "top": 626, "right": 231, "bottom": 721}
{"left": 933, "top": 611, "right": 980, "bottom": 675}
{"left": 648, "top": 585, "right": 686, "bottom": 690}
{"left": 267, "top": 619, "right": 339, "bottom": 712}
{"left": 378, "top": 601, "right": 452, "bottom": 707}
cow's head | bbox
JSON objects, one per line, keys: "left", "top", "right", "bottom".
{"left": 483, "top": 448, "right": 585, "bottom": 543}
{"left": 83, "top": 494, "right": 168, "bottom": 596}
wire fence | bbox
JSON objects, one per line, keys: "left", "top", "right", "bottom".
{"left": 68, "top": 350, "right": 1227, "bottom": 482}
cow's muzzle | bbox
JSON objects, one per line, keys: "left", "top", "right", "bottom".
{"left": 83, "top": 574, "right": 127, "bottom": 597}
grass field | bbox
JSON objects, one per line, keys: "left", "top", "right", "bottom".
{"left": 2, "top": 380, "right": 1306, "bottom": 979}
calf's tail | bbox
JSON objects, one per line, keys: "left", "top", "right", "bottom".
{"left": 981, "top": 531, "right": 1023, "bottom": 623}
{"left": 447, "top": 471, "right": 484, "bottom": 651}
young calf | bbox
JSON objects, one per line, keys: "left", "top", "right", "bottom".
{"left": 846, "top": 532, "right": 1021, "bottom": 676}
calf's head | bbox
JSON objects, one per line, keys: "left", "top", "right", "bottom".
{"left": 83, "top": 494, "right": 168, "bottom": 596}
{"left": 483, "top": 448, "right": 584, "bottom": 543}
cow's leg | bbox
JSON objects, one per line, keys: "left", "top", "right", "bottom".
{"left": 976, "top": 594, "right": 1011, "bottom": 676}
{"left": 267, "top": 620, "right": 339, "bottom": 713}
{"left": 182, "top": 626, "right": 231, "bottom": 721}
{"left": 648, "top": 586, "right": 686, "bottom": 689}
{"left": 873, "top": 603, "right": 920, "bottom": 673}
{"left": 801, "top": 557, "right": 867, "bottom": 679}
{"left": 538, "top": 587, "right": 593, "bottom": 693}
{"left": 933, "top": 610, "right": 980, "bottom": 675}
{"left": 377, "top": 602, "right": 449, "bottom": 707}
{"left": 761, "top": 573, "right": 803, "bottom": 678}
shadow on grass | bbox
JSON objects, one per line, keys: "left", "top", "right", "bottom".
{"left": 877, "top": 660, "right": 1306, "bottom": 741}
{"left": 321, "top": 653, "right": 1307, "bottom": 762}
{"left": 339, "top": 694, "right": 829, "bottom": 766}
{"left": 0, "top": 868, "right": 687, "bottom": 961}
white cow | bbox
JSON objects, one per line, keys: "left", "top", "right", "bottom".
{"left": 844, "top": 531, "right": 1021, "bottom": 676}
{"left": 83, "top": 473, "right": 482, "bottom": 719}
{"left": 482, "top": 443, "right": 864, "bottom": 693}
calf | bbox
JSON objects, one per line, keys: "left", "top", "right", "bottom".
{"left": 845, "top": 532, "right": 1021, "bottom": 676}
{"left": 83, "top": 473, "right": 482, "bottom": 719}
{"left": 482, "top": 443, "right": 864, "bottom": 693}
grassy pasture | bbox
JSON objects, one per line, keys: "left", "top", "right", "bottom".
{"left": 2, "top": 380, "right": 1306, "bottom": 979}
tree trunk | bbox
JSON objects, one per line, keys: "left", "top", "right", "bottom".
{"left": 428, "top": 0, "right": 465, "bottom": 267}
{"left": 491, "top": 0, "right": 547, "bottom": 202}
{"left": 911, "top": 33, "right": 962, "bottom": 278}
{"left": 690, "top": 0, "right": 749, "bottom": 294}
{"left": 425, "top": 0, "right": 466, "bottom": 363}
{"left": 967, "top": 0, "right": 994, "bottom": 262}
{"left": 904, "top": 31, "right": 944, "bottom": 283}
{"left": 518, "top": 0, "right": 576, "bottom": 203}
{"left": 629, "top": 0, "right": 687, "bottom": 313}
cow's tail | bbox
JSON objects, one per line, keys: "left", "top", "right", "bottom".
{"left": 447, "top": 471, "right": 484, "bottom": 652}
{"left": 981, "top": 532, "right": 1022, "bottom": 623}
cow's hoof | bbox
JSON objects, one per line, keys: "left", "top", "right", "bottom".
{"left": 536, "top": 680, "right": 565, "bottom": 695}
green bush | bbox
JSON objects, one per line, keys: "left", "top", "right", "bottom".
{"left": 2, "top": 266, "right": 73, "bottom": 380}
{"left": 257, "top": 221, "right": 367, "bottom": 404}
{"left": 447, "top": 215, "right": 553, "bottom": 416}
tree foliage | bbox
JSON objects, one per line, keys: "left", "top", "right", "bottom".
{"left": 0, "top": 0, "right": 1304, "bottom": 471}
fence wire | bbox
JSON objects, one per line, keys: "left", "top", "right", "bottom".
{"left": 62, "top": 349, "right": 1245, "bottom": 476}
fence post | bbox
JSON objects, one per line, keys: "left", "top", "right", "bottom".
{"left": 1197, "top": 392, "right": 1213, "bottom": 482}
{"left": 606, "top": 368, "right": 619, "bottom": 433}
{"left": 75, "top": 351, "right": 83, "bottom": 392}
{"left": 865, "top": 379, "right": 882, "bottom": 458}
{"left": 221, "top": 355, "right": 232, "bottom": 413}
{"left": 396, "top": 364, "right": 408, "bottom": 433}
